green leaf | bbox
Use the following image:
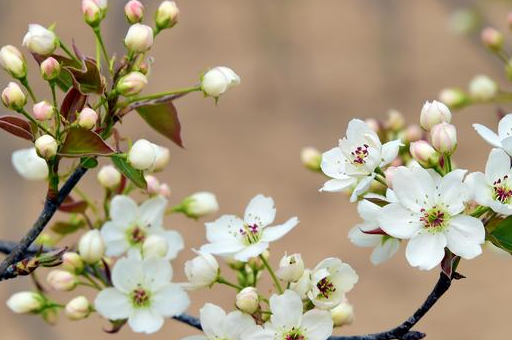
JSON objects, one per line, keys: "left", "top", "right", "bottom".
{"left": 81, "top": 157, "right": 98, "bottom": 169}
{"left": 136, "top": 101, "right": 183, "bottom": 147}
{"left": 50, "top": 219, "right": 85, "bottom": 235}
{"left": 490, "top": 216, "right": 512, "bottom": 254}
{"left": 59, "top": 128, "right": 115, "bottom": 157}
{"left": 111, "top": 154, "right": 147, "bottom": 189}
{"left": 65, "top": 57, "right": 105, "bottom": 94}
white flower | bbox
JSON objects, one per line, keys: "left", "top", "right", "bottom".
{"left": 95, "top": 257, "right": 190, "bottom": 334}
{"left": 290, "top": 269, "right": 312, "bottom": 299}
{"left": 276, "top": 253, "right": 304, "bottom": 282}
{"left": 307, "top": 258, "right": 358, "bottom": 310}
{"left": 201, "top": 66, "right": 240, "bottom": 98}
{"left": 201, "top": 194, "right": 299, "bottom": 262}
{"left": 466, "top": 148, "right": 512, "bottom": 215}
{"left": 474, "top": 113, "right": 512, "bottom": 156}
{"left": 22, "top": 24, "right": 58, "bottom": 56}
{"left": 320, "top": 119, "right": 401, "bottom": 202}
{"left": 377, "top": 166, "right": 485, "bottom": 270}
{"left": 348, "top": 196, "right": 400, "bottom": 265}
{"left": 184, "top": 250, "right": 219, "bottom": 290}
{"left": 182, "top": 303, "right": 256, "bottom": 340}
{"left": 6, "top": 292, "right": 44, "bottom": 314}
{"left": 100, "top": 195, "right": 184, "bottom": 260}
{"left": 11, "top": 148, "right": 48, "bottom": 180}
{"left": 243, "top": 290, "right": 333, "bottom": 340}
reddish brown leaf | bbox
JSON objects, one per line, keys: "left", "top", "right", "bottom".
{"left": 58, "top": 197, "right": 88, "bottom": 214}
{"left": 59, "top": 128, "right": 115, "bottom": 157}
{"left": 60, "top": 88, "right": 87, "bottom": 123}
{"left": 66, "top": 57, "right": 105, "bottom": 94}
{"left": 0, "top": 115, "right": 33, "bottom": 141}
{"left": 136, "top": 101, "right": 183, "bottom": 147}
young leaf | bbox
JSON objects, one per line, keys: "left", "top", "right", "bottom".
{"left": 80, "top": 157, "right": 99, "bottom": 169}
{"left": 490, "top": 216, "right": 512, "bottom": 254}
{"left": 136, "top": 101, "right": 183, "bottom": 147}
{"left": 0, "top": 115, "right": 33, "bottom": 141}
{"left": 51, "top": 219, "right": 85, "bottom": 235}
{"left": 60, "top": 88, "right": 87, "bottom": 123}
{"left": 58, "top": 197, "right": 88, "bottom": 214}
{"left": 59, "top": 128, "right": 115, "bottom": 157}
{"left": 66, "top": 57, "right": 106, "bottom": 94}
{"left": 111, "top": 154, "right": 147, "bottom": 189}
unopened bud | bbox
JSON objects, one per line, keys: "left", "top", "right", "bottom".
{"left": 65, "top": 296, "right": 92, "bottom": 320}
{"left": 46, "top": 270, "right": 77, "bottom": 291}
{"left": 438, "top": 88, "right": 468, "bottom": 109}
{"left": 0, "top": 45, "right": 27, "bottom": 79}
{"left": 128, "top": 139, "right": 157, "bottom": 170}
{"left": 97, "top": 165, "right": 121, "bottom": 190}
{"left": 469, "top": 75, "right": 498, "bottom": 101}
{"left": 125, "top": 0, "right": 144, "bottom": 24}
{"left": 2, "top": 82, "right": 26, "bottom": 110}
{"left": 155, "top": 1, "right": 180, "bottom": 30}
{"left": 276, "top": 253, "right": 304, "bottom": 282}
{"left": 365, "top": 118, "right": 381, "bottom": 133}
{"left": 431, "top": 122, "right": 457, "bottom": 155}
{"left": 62, "top": 252, "right": 84, "bottom": 273}
{"left": 125, "top": 24, "right": 154, "bottom": 53}
{"left": 40, "top": 57, "right": 60, "bottom": 81}
{"left": 78, "top": 107, "right": 98, "bottom": 130}
{"left": 151, "top": 145, "right": 170, "bottom": 172}
{"left": 78, "top": 229, "right": 105, "bottom": 264}
{"left": 410, "top": 140, "right": 439, "bottom": 167}
{"left": 331, "top": 299, "right": 354, "bottom": 327}
{"left": 385, "top": 109, "right": 405, "bottom": 131}
{"left": 301, "top": 147, "right": 322, "bottom": 171}
{"left": 184, "top": 250, "right": 219, "bottom": 290}
{"left": 116, "top": 71, "right": 147, "bottom": 96}
{"left": 7, "top": 292, "right": 44, "bottom": 314}
{"left": 180, "top": 192, "right": 219, "bottom": 218}
{"left": 33, "top": 100, "right": 54, "bottom": 121}
{"left": 22, "top": 24, "right": 59, "bottom": 56}
{"left": 35, "top": 135, "right": 58, "bottom": 159}
{"left": 159, "top": 183, "right": 171, "bottom": 198}
{"left": 142, "top": 235, "right": 169, "bottom": 258}
{"left": 144, "top": 175, "right": 161, "bottom": 195}
{"left": 201, "top": 66, "right": 240, "bottom": 98}
{"left": 82, "top": 0, "right": 106, "bottom": 26}
{"left": 236, "top": 287, "right": 259, "bottom": 314}
{"left": 481, "top": 27, "right": 503, "bottom": 51}
{"left": 420, "top": 100, "right": 452, "bottom": 131}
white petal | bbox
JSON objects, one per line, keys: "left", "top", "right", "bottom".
{"left": 346, "top": 119, "right": 378, "bottom": 144}
{"left": 332, "top": 263, "right": 359, "bottom": 293}
{"left": 348, "top": 224, "right": 381, "bottom": 247}
{"left": 110, "top": 195, "right": 138, "bottom": 226}
{"left": 485, "top": 148, "right": 511, "bottom": 183}
{"left": 223, "top": 311, "right": 257, "bottom": 339}
{"left": 181, "top": 337, "right": 207, "bottom": 340}
{"left": 128, "top": 308, "right": 164, "bottom": 334}
{"left": 138, "top": 196, "right": 167, "bottom": 228}
{"left": 437, "top": 169, "right": 467, "bottom": 215}
{"left": 200, "top": 303, "right": 226, "bottom": 338}
{"left": 261, "top": 217, "right": 299, "bottom": 242}
{"left": 200, "top": 240, "right": 245, "bottom": 256}
{"left": 320, "top": 147, "right": 346, "bottom": 179}
{"left": 357, "top": 199, "right": 381, "bottom": 221}
{"left": 371, "top": 238, "right": 400, "bottom": 265}
{"left": 465, "top": 172, "right": 493, "bottom": 206}
{"left": 501, "top": 136, "right": 512, "bottom": 157}
{"left": 377, "top": 203, "right": 423, "bottom": 239}
{"left": 244, "top": 195, "right": 276, "bottom": 227}
{"left": 152, "top": 284, "right": 190, "bottom": 317}
{"left": 498, "top": 114, "right": 512, "bottom": 139}
{"left": 269, "top": 290, "right": 303, "bottom": 329}
{"left": 142, "top": 257, "right": 172, "bottom": 291}
{"left": 302, "top": 309, "right": 334, "bottom": 340}
{"left": 489, "top": 200, "right": 512, "bottom": 216}
{"left": 233, "top": 242, "right": 269, "bottom": 262}
{"left": 350, "top": 175, "right": 375, "bottom": 202}
{"left": 446, "top": 215, "right": 485, "bottom": 259}
{"left": 241, "top": 327, "right": 275, "bottom": 340}
{"left": 160, "top": 230, "right": 184, "bottom": 260}
{"left": 112, "top": 257, "right": 143, "bottom": 293}
{"left": 320, "top": 178, "right": 356, "bottom": 192}
{"left": 205, "top": 215, "right": 245, "bottom": 243}
{"left": 380, "top": 139, "right": 402, "bottom": 166}
{"left": 405, "top": 232, "right": 447, "bottom": 270}
{"left": 392, "top": 166, "right": 435, "bottom": 212}
{"left": 94, "top": 288, "right": 132, "bottom": 320}
{"left": 473, "top": 123, "right": 502, "bottom": 147}
{"left": 101, "top": 221, "right": 130, "bottom": 257}
{"left": 11, "top": 148, "right": 48, "bottom": 180}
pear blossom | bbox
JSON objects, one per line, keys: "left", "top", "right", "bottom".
{"left": 473, "top": 113, "right": 512, "bottom": 156}
{"left": 276, "top": 253, "right": 305, "bottom": 282}
{"left": 348, "top": 195, "right": 400, "bottom": 265}
{"left": 236, "top": 287, "right": 259, "bottom": 314}
{"left": 377, "top": 166, "right": 485, "bottom": 270}
{"left": 11, "top": 148, "right": 48, "bottom": 180}
{"left": 22, "top": 24, "right": 59, "bottom": 56}
{"left": 307, "top": 258, "right": 358, "bottom": 310}
{"left": 290, "top": 269, "right": 312, "bottom": 299}
{"left": 466, "top": 148, "right": 512, "bottom": 215}
{"left": 100, "top": 195, "right": 184, "bottom": 260}
{"left": 201, "top": 66, "right": 240, "bottom": 98}
{"left": 95, "top": 257, "right": 190, "bottom": 334}
{"left": 243, "top": 290, "right": 333, "bottom": 340}
{"left": 182, "top": 303, "right": 256, "bottom": 340}
{"left": 320, "top": 119, "right": 401, "bottom": 202}
{"left": 200, "top": 194, "right": 299, "bottom": 262}
{"left": 184, "top": 250, "right": 219, "bottom": 290}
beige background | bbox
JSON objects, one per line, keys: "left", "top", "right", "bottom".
{"left": 0, "top": 0, "right": 511, "bottom": 339}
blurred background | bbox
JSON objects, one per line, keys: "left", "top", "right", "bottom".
{"left": 0, "top": 0, "right": 511, "bottom": 339}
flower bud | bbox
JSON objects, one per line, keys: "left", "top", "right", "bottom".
{"left": 469, "top": 75, "right": 498, "bottom": 101}
{"left": 82, "top": 0, "right": 103, "bottom": 26}
{"left": 144, "top": 175, "right": 161, "bottom": 195}
{"left": 151, "top": 145, "right": 170, "bottom": 172}
{"left": 62, "top": 252, "right": 84, "bottom": 273}
{"left": 6, "top": 292, "right": 44, "bottom": 314}
{"left": 33, "top": 100, "right": 54, "bottom": 121}
{"left": 331, "top": 299, "right": 354, "bottom": 327}
{"left": 125, "top": 0, "right": 144, "bottom": 24}
{"left": 481, "top": 27, "right": 503, "bottom": 51}
{"left": 404, "top": 124, "right": 423, "bottom": 143}
{"left": 155, "top": 1, "right": 180, "bottom": 30}
{"left": 77, "top": 107, "right": 98, "bottom": 130}
{"left": 385, "top": 109, "right": 405, "bottom": 131}
{"left": 2, "top": 82, "right": 26, "bottom": 110}
{"left": 276, "top": 253, "right": 304, "bottom": 282}
{"left": 35, "top": 135, "right": 58, "bottom": 159}
{"left": 419, "top": 100, "right": 452, "bottom": 131}
{"left": 125, "top": 24, "right": 154, "bottom": 53}
{"left": 65, "top": 296, "right": 91, "bottom": 320}
{"left": 236, "top": 287, "right": 259, "bottom": 314}
{"left": 97, "top": 165, "right": 121, "bottom": 190}
{"left": 181, "top": 192, "right": 219, "bottom": 218}
{"left": 78, "top": 229, "right": 105, "bottom": 264}
{"left": 431, "top": 122, "right": 457, "bottom": 155}
{"left": 201, "top": 66, "right": 240, "bottom": 98}
{"left": 0, "top": 45, "right": 27, "bottom": 79}
{"left": 365, "top": 118, "right": 381, "bottom": 133}
{"left": 159, "top": 183, "right": 171, "bottom": 198}
{"left": 22, "top": 24, "right": 59, "bottom": 56}
{"left": 40, "top": 57, "right": 60, "bottom": 81}
{"left": 301, "top": 147, "right": 322, "bottom": 171}
{"left": 11, "top": 148, "right": 48, "bottom": 180}
{"left": 184, "top": 250, "right": 219, "bottom": 289}
{"left": 46, "top": 270, "right": 77, "bottom": 291}
{"left": 128, "top": 139, "right": 157, "bottom": 170}
{"left": 410, "top": 140, "right": 439, "bottom": 167}
{"left": 438, "top": 88, "right": 468, "bottom": 109}
{"left": 116, "top": 71, "right": 147, "bottom": 96}
{"left": 142, "top": 234, "right": 169, "bottom": 258}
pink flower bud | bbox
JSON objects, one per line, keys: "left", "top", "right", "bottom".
{"left": 1, "top": 82, "right": 26, "bottom": 110}
{"left": 405, "top": 125, "right": 423, "bottom": 143}
{"left": 431, "top": 123, "right": 457, "bottom": 155}
{"left": 35, "top": 134, "right": 58, "bottom": 159}
{"left": 155, "top": 1, "right": 180, "bottom": 30}
{"left": 62, "top": 252, "right": 84, "bottom": 273}
{"left": 46, "top": 270, "right": 77, "bottom": 291}
{"left": 125, "top": 0, "right": 144, "bottom": 24}
{"left": 481, "top": 27, "right": 503, "bottom": 50}
{"left": 410, "top": 140, "right": 439, "bottom": 167}
{"left": 124, "top": 24, "right": 154, "bottom": 53}
{"left": 97, "top": 165, "right": 121, "bottom": 189}
{"left": 40, "top": 57, "right": 60, "bottom": 81}
{"left": 82, "top": 0, "right": 103, "bottom": 26}
{"left": 236, "top": 287, "right": 259, "bottom": 314}
{"left": 144, "top": 175, "right": 160, "bottom": 195}
{"left": 159, "top": 183, "right": 171, "bottom": 198}
{"left": 420, "top": 100, "right": 452, "bottom": 131}
{"left": 438, "top": 88, "right": 468, "bottom": 109}
{"left": 65, "top": 296, "right": 91, "bottom": 320}
{"left": 116, "top": 71, "right": 147, "bottom": 96}
{"left": 0, "top": 45, "right": 27, "bottom": 79}
{"left": 33, "top": 100, "right": 54, "bottom": 121}
{"left": 78, "top": 107, "right": 98, "bottom": 130}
